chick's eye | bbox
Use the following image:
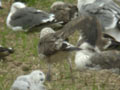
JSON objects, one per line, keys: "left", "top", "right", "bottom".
{"left": 39, "top": 73, "right": 42, "bottom": 75}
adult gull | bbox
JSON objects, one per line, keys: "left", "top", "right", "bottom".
{"left": 77, "top": 0, "right": 120, "bottom": 42}
{"left": 6, "top": 2, "right": 55, "bottom": 32}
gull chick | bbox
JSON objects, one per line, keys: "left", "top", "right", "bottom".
{"left": 11, "top": 70, "right": 46, "bottom": 90}
{"left": 38, "top": 27, "right": 80, "bottom": 81}
{"left": 50, "top": 1, "right": 78, "bottom": 24}
{"left": 74, "top": 16, "right": 120, "bottom": 74}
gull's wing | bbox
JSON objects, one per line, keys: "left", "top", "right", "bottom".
{"left": 38, "top": 33, "right": 60, "bottom": 56}
{"left": 10, "top": 7, "right": 54, "bottom": 29}
{"left": 82, "top": 0, "right": 120, "bottom": 14}
{"left": 89, "top": 50, "right": 120, "bottom": 72}
{"left": 103, "top": 0, "right": 120, "bottom": 16}
{"left": 56, "top": 16, "right": 102, "bottom": 47}
{"left": 0, "top": 47, "right": 10, "bottom": 52}
{"left": 38, "top": 32, "right": 80, "bottom": 57}
{"left": 81, "top": 0, "right": 120, "bottom": 29}
{"left": 82, "top": 0, "right": 105, "bottom": 14}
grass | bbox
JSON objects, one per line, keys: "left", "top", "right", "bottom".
{"left": 0, "top": 0, "right": 120, "bottom": 90}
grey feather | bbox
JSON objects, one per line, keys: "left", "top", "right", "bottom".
{"left": 10, "top": 7, "right": 54, "bottom": 29}
{"left": 78, "top": 0, "right": 120, "bottom": 30}
{"left": 89, "top": 50, "right": 120, "bottom": 73}
{"left": 56, "top": 16, "right": 102, "bottom": 47}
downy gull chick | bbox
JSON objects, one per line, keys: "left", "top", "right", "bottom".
{"left": 50, "top": 1, "right": 78, "bottom": 24}
{"left": 10, "top": 70, "right": 46, "bottom": 90}
{"left": 75, "top": 16, "right": 120, "bottom": 73}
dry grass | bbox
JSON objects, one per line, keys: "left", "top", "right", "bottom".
{"left": 0, "top": 0, "right": 120, "bottom": 90}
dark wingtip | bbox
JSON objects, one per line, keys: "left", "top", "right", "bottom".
{"left": 8, "top": 48, "right": 15, "bottom": 53}
{"left": 103, "top": 33, "right": 116, "bottom": 40}
{"left": 117, "top": 19, "right": 120, "bottom": 30}
{"left": 0, "top": 7, "right": 3, "bottom": 9}
{"left": 107, "top": 40, "right": 120, "bottom": 50}
{"left": 103, "top": 34, "right": 120, "bottom": 50}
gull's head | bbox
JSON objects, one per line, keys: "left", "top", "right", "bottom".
{"left": 40, "top": 27, "right": 55, "bottom": 39}
{"left": 50, "top": 1, "right": 65, "bottom": 9}
{"left": 30, "top": 70, "right": 45, "bottom": 84}
{"left": 11, "top": 2, "right": 26, "bottom": 13}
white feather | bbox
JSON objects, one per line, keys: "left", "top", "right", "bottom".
{"left": 6, "top": 2, "right": 26, "bottom": 31}
{"left": 10, "top": 70, "right": 46, "bottom": 90}
{"left": 42, "top": 14, "right": 55, "bottom": 23}
{"left": 75, "top": 42, "right": 94, "bottom": 70}
{"left": 75, "top": 49, "right": 92, "bottom": 70}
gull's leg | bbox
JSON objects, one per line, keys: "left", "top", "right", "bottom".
{"left": 10, "top": 0, "right": 14, "bottom": 6}
{"left": 46, "top": 62, "right": 52, "bottom": 81}
{"left": 67, "top": 57, "right": 75, "bottom": 82}
{"left": 0, "top": 7, "right": 3, "bottom": 9}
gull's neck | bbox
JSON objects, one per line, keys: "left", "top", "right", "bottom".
{"left": 6, "top": 7, "right": 18, "bottom": 29}
{"left": 10, "top": 8, "right": 16, "bottom": 14}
